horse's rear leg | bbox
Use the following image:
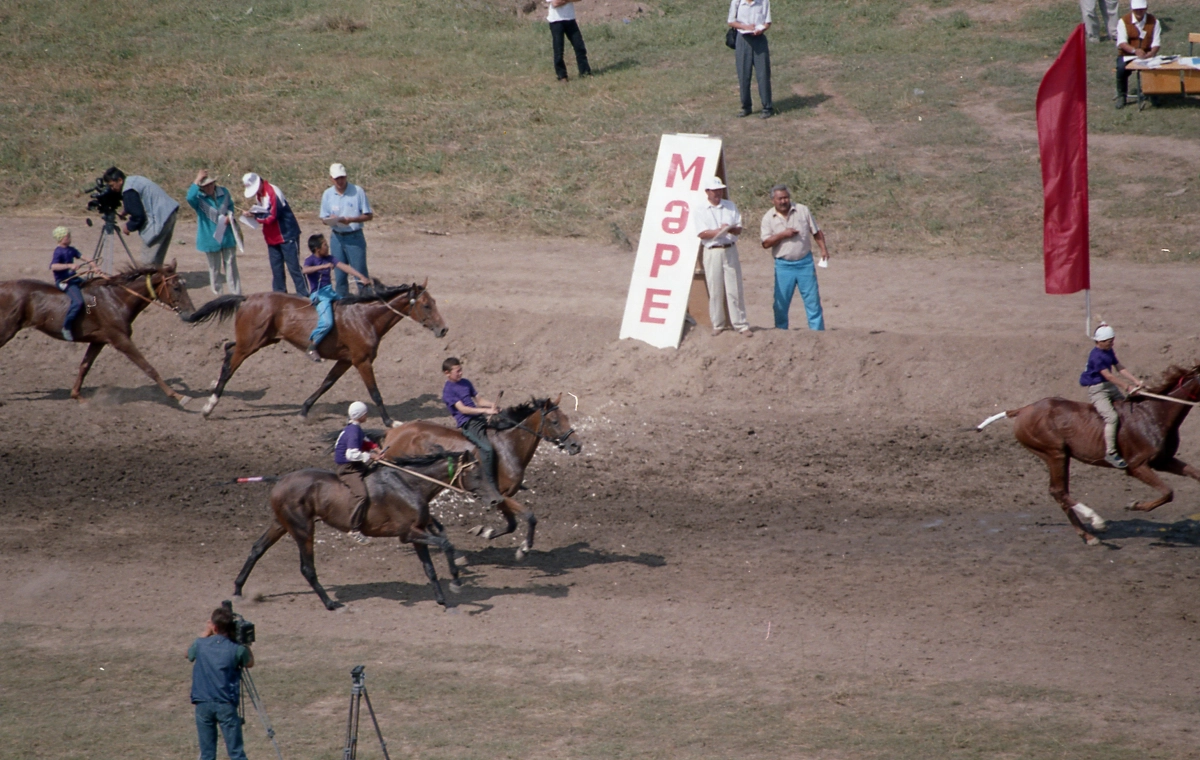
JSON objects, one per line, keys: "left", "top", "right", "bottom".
{"left": 71, "top": 342, "right": 105, "bottom": 400}
{"left": 233, "top": 520, "right": 288, "bottom": 598}
{"left": 412, "top": 542, "right": 447, "bottom": 607}
{"left": 1155, "top": 457, "right": 1200, "bottom": 483}
{"left": 1125, "top": 465, "right": 1174, "bottom": 512}
{"left": 294, "top": 524, "right": 342, "bottom": 610}
{"left": 107, "top": 333, "right": 186, "bottom": 406}
{"left": 421, "top": 528, "right": 464, "bottom": 591}
{"left": 1039, "top": 451, "right": 1102, "bottom": 544}
{"left": 353, "top": 359, "right": 395, "bottom": 428}
{"left": 299, "top": 359, "right": 352, "bottom": 419}
{"left": 204, "top": 341, "right": 249, "bottom": 417}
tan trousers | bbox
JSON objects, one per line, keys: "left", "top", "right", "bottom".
{"left": 204, "top": 247, "right": 241, "bottom": 295}
{"left": 702, "top": 244, "right": 749, "bottom": 332}
{"left": 1088, "top": 382, "right": 1121, "bottom": 454}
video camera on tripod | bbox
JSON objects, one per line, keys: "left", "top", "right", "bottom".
{"left": 82, "top": 175, "right": 136, "bottom": 273}
{"left": 84, "top": 176, "right": 123, "bottom": 219}
{"left": 220, "top": 599, "right": 256, "bottom": 646}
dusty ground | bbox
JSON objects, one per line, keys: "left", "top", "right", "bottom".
{"left": 2, "top": 216, "right": 1199, "bottom": 757}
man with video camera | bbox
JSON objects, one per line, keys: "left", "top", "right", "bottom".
{"left": 103, "top": 166, "right": 180, "bottom": 267}
{"left": 187, "top": 606, "right": 254, "bottom": 760}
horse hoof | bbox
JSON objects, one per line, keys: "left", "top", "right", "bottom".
{"left": 454, "top": 553, "right": 469, "bottom": 567}
{"left": 1092, "top": 520, "right": 1109, "bottom": 533}
{"left": 175, "top": 395, "right": 190, "bottom": 408}
{"left": 449, "top": 581, "right": 463, "bottom": 593}
{"left": 391, "top": 421, "right": 403, "bottom": 428}
{"left": 481, "top": 528, "right": 497, "bottom": 540}
{"left": 468, "top": 525, "right": 484, "bottom": 536}
{"left": 326, "top": 601, "right": 344, "bottom": 611}
{"left": 515, "top": 547, "right": 527, "bottom": 561}
{"left": 1085, "top": 535, "right": 1101, "bottom": 546}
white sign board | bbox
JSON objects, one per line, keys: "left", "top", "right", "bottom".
{"left": 619, "top": 134, "right": 725, "bottom": 349}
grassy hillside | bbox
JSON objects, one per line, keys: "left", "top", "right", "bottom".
{"left": 1, "top": 0, "right": 1197, "bottom": 255}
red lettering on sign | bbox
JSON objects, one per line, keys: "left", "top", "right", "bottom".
{"left": 649, "top": 244, "right": 680, "bottom": 278}
{"left": 661, "top": 201, "right": 690, "bottom": 234}
{"left": 640, "top": 288, "right": 671, "bottom": 324}
{"left": 665, "top": 154, "right": 705, "bottom": 191}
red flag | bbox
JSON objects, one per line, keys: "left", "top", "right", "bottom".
{"left": 1036, "top": 24, "right": 1090, "bottom": 294}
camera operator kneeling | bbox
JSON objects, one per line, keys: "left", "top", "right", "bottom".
{"left": 187, "top": 607, "right": 254, "bottom": 760}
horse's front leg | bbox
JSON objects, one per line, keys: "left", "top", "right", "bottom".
{"left": 299, "top": 359, "right": 352, "bottom": 419}
{"left": 1125, "top": 465, "right": 1174, "bottom": 512}
{"left": 71, "top": 342, "right": 105, "bottom": 400}
{"left": 107, "top": 333, "right": 187, "bottom": 406}
{"left": 293, "top": 521, "right": 341, "bottom": 610}
{"left": 233, "top": 520, "right": 288, "bottom": 598}
{"left": 352, "top": 359, "right": 395, "bottom": 428}
{"left": 412, "top": 542, "right": 447, "bottom": 606}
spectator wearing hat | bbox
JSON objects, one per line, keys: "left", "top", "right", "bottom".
{"left": 1080, "top": 0, "right": 1119, "bottom": 44}
{"left": 728, "top": 0, "right": 773, "bottom": 119}
{"left": 693, "top": 176, "right": 752, "bottom": 337}
{"left": 102, "top": 167, "right": 180, "bottom": 267}
{"left": 1115, "top": 0, "right": 1161, "bottom": 109}
{"left": 186, "top": 170, "right": 241, "bottom": 296}
{"left": 319, "top": 163, "right": 374, "bottom": 297}
{"left": 546, "top": 0, "right": 592, "bottom": 82}
{"left": 243, "top": 172, "right": 307, "bottom": 296}
{"left": 760, "top": 184, "right": 828, "bottom": 331}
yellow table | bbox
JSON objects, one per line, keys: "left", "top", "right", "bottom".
{"left": 1125, "top": 57, "right": 1200, "bottom": 110}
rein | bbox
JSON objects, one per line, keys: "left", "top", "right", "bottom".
{"left": 119, "top": 274, "right": 180, "bottom": 313}
{"left": 1133, "top": 389, "right": 1200, "bottom": 407}
{"left": 512, "top": 405, "right": 576, "bottom": 448}
{"left": 373, "top": 456, "right": 472, "bottom": 495}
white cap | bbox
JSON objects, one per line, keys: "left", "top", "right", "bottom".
{"left": 329, "top": 163, "right": 347, "bottom": 179}
{"left": 242, "top": 172, "right": 262, "bottom": 198}
{"left": 1130, "top": 0, "right": 1147, "bottom": 9}
{"left": 348, "top": 401, "right": 369, "bottom": 420}
{"left": 1094, "top": 324, "right": 1115, "bottom": 341}
{"left": 702, "top": 176, "right": 727, "bottom": 191}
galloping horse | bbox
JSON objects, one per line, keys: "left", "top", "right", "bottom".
{"left": 0, "top": 263, "right": 195, "bottom": 404}
{"left": 379, "top": 396, "right": 583, "bottom": 559}
{"left": 182, "top": 281, "right": 447, "bottom": 426}
{"left": 978, "top": 364, "right": 1200, "bottom": 544}
{"left": 232, "top": 452, "right": 482, "bottom": 610}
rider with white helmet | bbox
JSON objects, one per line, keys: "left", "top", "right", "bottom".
{"left": 334, "top": 401, "right": 380, "bottom": 543}
{"left": 1079, "top": 323, "right": 1144, "bottom": 469}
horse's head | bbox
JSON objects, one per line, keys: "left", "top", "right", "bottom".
{"left": 156, "top": 260, "right": 196, "bottom": 317}
{"left": 538, "top": 394, "right": 582, "bottom": 455}
{"left": 407, "top": 279, "right": 448, "bottom": 339}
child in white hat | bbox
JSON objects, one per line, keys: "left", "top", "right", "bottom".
{"left": 1079, "top": 324, "right": 1144, "bottom": 468}
{"left": 334, "top": 401, "right": 380, "bottom": 543}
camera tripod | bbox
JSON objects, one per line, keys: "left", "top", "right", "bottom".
{"left": 240, "top": 669, "right": 285, "bottom": 760}
{"left": 343, "top": 665, "right": 391, "bottom": 760}
{"left": 86, "top": 212, "right": 137, "bottom": 275}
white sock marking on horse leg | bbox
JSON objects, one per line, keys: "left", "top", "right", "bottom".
{"left": 202, "top": 395, "right": 218, "bottom": 416}
{"left": 1072, "top": 503, "right": 1107, "bottom": 530}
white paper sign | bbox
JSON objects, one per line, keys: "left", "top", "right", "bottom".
{"left": 619, "top": 134, "right": 724, "bottom": 348}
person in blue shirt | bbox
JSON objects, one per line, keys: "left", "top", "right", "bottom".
{"left": 1079, "top": 323, "right": 1144, "bottom": 469}
{"left": 300, "top": 234, "right": 370, "bottom": 362}
{"left": 442, "top": 357, "right": 504, "bottom": 506}
{"left": 187, "top": 606, "right": 254, "bottom": 760}
{"left": 336, "top": 401, "right": 381, "bottom": 543}
{"left": 319, "top": 163, "right": 374, "bottom": 297}
{"left": 48, "top": 226, "right": 94, "bottom": 341}
{"left": 186, "top": 169, "right": 241, "bottom": 296}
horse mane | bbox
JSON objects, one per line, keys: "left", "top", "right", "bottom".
{"left": 85, "top": 267, "right": 162, "bottom": 288}
{"left": 339, "top": 280, "right": 417, "bottom": 306}
{"left": 487, "top": 398, "right": 550, "bottom": 430}
{"left": 1146, "top": 364, "right": 1200, "bottom": 395}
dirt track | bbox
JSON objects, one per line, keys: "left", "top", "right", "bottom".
{"left": 2, "top": 216, "right": 1199, "bottom": 757}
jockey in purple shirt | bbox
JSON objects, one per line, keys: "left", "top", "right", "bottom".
{"left": 1079, "top": 323, "right": 1144, "bottom": 469}
{"left": 48, "top": 226, "right": 94, "bottom": 342}
{"left": 335, "top": 401, "right": 380, "bottom": 543}
{"left": 441, "top": 357, "right": 505, "bottom": 506}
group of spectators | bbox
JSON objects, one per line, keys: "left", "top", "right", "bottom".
{"left": 100, "top": 163, "right": 374, "bottom": 299}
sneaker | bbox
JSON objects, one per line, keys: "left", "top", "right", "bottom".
{"left": 760, "top": 109, "right": 774, "bottom": 119}
{"left": 1115, "top": 95, "right": 1127, "bottom": 110}
{"left": 1087, "top": 35, "right": 1100, "bottom": 44}
{"left": 736, "top": 109, "right": 751, "bottom": 118}
{"left": 1104, "top": 451, "right": 1128, "bottom": 469}
{"left": 711, "top": 328, "right": 724, "bottom": 337}
{"left": 739, "top": 328, "right": 754, "bottom": 337}
{"left": 348, "top": 530, "right": 370, "bottom": 544}
{"left": 305, "top": 344, "right": 322, "bottom": 363}
{"left": 61, "top": 328, "right": 74, "bottom": 342}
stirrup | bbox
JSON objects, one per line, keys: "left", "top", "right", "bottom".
{"left": 1104, "top": 451, "right": 1128, "bottom": 469}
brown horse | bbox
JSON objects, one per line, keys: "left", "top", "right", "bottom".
{"left": 182, "top": 281, "right": 447, "bottom": 426}
{"left": 232, "top": 452, "right": 483, "bottom": 610}
{"left": 378, "top": 396, "right": 584, "bottom": 559}
{"left": 0, "top": 263, "right": 195, "bottom": 404}
{"left": 978, "top": 364, "right": 1200, "bottom": 544}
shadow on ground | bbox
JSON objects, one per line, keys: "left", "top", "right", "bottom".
{"left": 1100, "top": 517, "right": 1200, "bottom": 547}
{"left": 773, "top": 93, "right": 831, "bottom": 114}
{"left": 464, "top": 541, "right": 667, "bottom": 577}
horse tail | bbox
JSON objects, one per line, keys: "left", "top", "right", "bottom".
{"left": 182, "top": 295, "right": 245, "bottom": 324}
{"left": 976, "top": 408, "right": 1023, "bottom": 431}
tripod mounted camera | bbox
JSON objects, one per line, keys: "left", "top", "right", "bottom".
{"left": 344, "top": 665, "right": 391, "bottom": 760}
{"left": 83, "top": 176, "right": 137, "bottom": 274}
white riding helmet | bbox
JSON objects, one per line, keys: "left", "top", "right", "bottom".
{"left": 348, "top": 401, "right": 369, "bottom": 420}
{"left": 1093, "top": 324, "right": 1115, "bottom": 342}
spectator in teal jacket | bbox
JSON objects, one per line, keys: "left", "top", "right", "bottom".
{"left": 186, "top": 169, "right": 241, "bottom": 295}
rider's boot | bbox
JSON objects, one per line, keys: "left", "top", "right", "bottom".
{"left": 1104, "top": 424, "right": 1128, "bottom": 469}
{"left": 347, "top": 497, "right": 371, "bottom": 544}
{"left": 305, "top": 343, "right": 322, "bottom": 363}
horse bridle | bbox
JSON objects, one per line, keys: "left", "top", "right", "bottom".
{"left": 514, "top": 403, "right": 576, "bottom": 449}
{"left": 120, "top": 273, "right": 182, "bottom": 313}
{"left": 375, "top": 286, "right": 421, "bottom": 320}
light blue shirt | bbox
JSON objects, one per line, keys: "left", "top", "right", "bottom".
{"left": 320, "top": 183, "right": 373, "bottom": 233}
{"left": 728, "top": 0, "right": 771, "bottom": 33}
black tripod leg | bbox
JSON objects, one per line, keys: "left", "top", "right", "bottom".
{"left": 343, "top": 689, "right": 360, "bottom": 760}
{"left": 360, "top": 687, "right": 392, "bottom": 760}
{"left": 115, "top": 226, "right": 139, "bottom": 268}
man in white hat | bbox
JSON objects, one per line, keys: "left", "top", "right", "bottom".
{"left": 334, "top": 401, "right": 381, "bottom": 543}
{"left": 243, "top": 172, "right": 307, "bottom": 295}
{"left": 1079, "top": 324, "right": 1144, "bottom": 468}
{"left": 320, "top": 163, "right": 374, "bottom": 297}
{"left": 1079, "top": 0, "right": 1118, "bottom": 44}
{"left": 693, "top": 176, "right": 752, "bottom": 337}
{"left": 1115, "top": 0, "right": 1161, "bottom": 109}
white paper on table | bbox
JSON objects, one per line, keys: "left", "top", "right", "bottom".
{"left": 239, "top": 213, "right": 260, "bottom": 230}
{"left": 817, "top": 257, "right": 828, "bottom": 268}
{"left": 214, "top": 214, "right": 229, "bottom": 244}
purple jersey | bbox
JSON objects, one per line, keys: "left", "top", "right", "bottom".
{"left": 1080, "top": 347, "right": 1119, "bottom": 386}
{"left": 442, "top": 378, "right": 478, "bottom": 428}
{"left": 50, "top": 245, "right": 83, "bottom": 285}
{"left": 304, "top": 254, "right": 332, "bottom": 294}
{"left": 334, "top": 422, "right": 366, "bottom": 464}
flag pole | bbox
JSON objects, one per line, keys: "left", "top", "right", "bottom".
{"left": 1085, "top": 289, "right": 1091, "bottom": 338}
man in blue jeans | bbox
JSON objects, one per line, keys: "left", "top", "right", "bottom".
{"left": 300, "top": 233, "right": 370, "bottom": 362}
{"left": 187, "top": 606, "right": 254, "bottom": 760}
{"left": 760, "top": 184, "right": 829, "bottom": 331}
{"left": 320, "top": 163, "right": 374, "bottom": 297}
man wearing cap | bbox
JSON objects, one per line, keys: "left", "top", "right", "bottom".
{"left": 335, "top": 401, "right": 381, "bottom": 544}
{"left": 320, "top": 164, "right": 374, "bottom": 297}
{"left": 760, "top": 184, "right": 828, "bottom": 332}
{"left": 102, "top": 167, "right": 180, "bottom": 268}
{"left": 1080, "top": 324, "right": 1144, "bottom": 469}
{"left": 728, "top": 0, "right": 773, "bottom": 119}
{"left": 1079, "top": 0, "right": 1119, "bottom": 44}
{"left": 694, "top": 176, "right": 752, "bottom": 338}
{"left": 1115, "top": 0, "right": 1161, "bottom": 109}
{"left": 187, "top": 170, "right": 241, "bottom": 296}
{"left": 243, "top": 172, "right": 307, "bottom": 296}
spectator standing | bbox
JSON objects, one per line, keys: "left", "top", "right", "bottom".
{"left": 1080, "top": 0, "right": 1119, "bottom": 44}
{"left": 187, "top": 606, "right": 253, "bottom": 760}
{"left": 103, "top": 167, "right": 180, "bottom": 267}
{"left": 1115, "top": 0, "right": 1161, "bottom": 109}
{"left": 760, "top": 184, "right": 828, "bottom": 331}
{"left": 694, "top": 176, "right": 752, "bottom": 338}
{"left": 728, "top": 0, "right": 773, "bottom": 119}
{"left": 547, "top": 0, "right": 592, "bottom": 82}
{"left": 320, "top": 163, "right": 374, "bottom": 297}
{"left": 186, "top": 170, "right": 241, "bottom": 296}
{"left": 243, "top": 172, "right": 308, "bottom": 296}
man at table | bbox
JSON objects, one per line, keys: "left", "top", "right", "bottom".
{"left": 1115, "top": 0, "right": 1161, "bottom": 109}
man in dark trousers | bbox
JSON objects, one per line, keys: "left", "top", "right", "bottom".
{"left": 1114, "top": 0, "right": 1161, "bottom": 109}
{"left": 188, "top": 606, "right": 253, "bottom": 760}
{"left": 547, "top": 0, "right": 592, "bottom": 82}
{"left": 728, "top": 0, "right": 773, "bottom": 118}
{"left": 103, "top": 166, "right": 180, "bottom": 267}
{"left": 336, "top": 401, "right": 380, "bottom": 544}
{"left": 442, "top": 357, "right": 505, "bottom": 506}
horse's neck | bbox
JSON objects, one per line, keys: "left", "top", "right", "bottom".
{"left": 495, "top": 410, "right": 543, "bottom": 469}
{"left": 363, "top": 294, "right": 411, "bottom": 333}
{"left": 101, "top": 278, "right": 151, "bottom": 318}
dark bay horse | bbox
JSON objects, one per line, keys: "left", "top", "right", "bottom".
{"left": 978, "top": 364, "right": 1200, "bottom": 544}
{"left": 182, "top": 281, "right": 447, "bottom": 426}
{"left": 379, "top": 396, "right": 583, "bottom": 559}
{"left": 232, "top": 452, "right": 483, "bottom": 610}
{"left": 0, "top": 263, "right": 195, "bottom": 404}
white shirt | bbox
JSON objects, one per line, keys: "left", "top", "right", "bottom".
{"left": 728, "top": 0, "right": 771, "bottom": 34}
{"left": 693, "top": 199, "right": 742, "bottom": 248}
{"left": 546, "top": 0, "right": 576, "bottom": 22}
{"left": 1116, "top": 13, "right": 1161, "bottom": 55}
